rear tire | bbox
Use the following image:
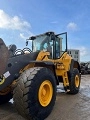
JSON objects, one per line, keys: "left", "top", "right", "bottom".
{"left": 13, "top": 67, "right": 56, "bottom": 120}
{"left": 68, "top": 68, "right": 81, "bottom": 94}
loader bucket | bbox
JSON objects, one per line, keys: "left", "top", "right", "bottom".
{"left": 0, "top": 38, "right": 9, "bottom": 75}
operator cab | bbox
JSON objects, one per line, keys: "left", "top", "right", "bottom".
{"left": 27, "top": 32, "right": 67, "bottom": 59}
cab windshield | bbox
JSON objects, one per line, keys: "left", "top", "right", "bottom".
{"left": 28, "top": 32, "right": 67, "bottom": 59}
{"left": 32, "top": 34, "right": 53, "bottom": 52}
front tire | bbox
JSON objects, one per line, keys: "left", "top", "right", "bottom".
{"left": 13, "top": 67, "right": 56, "bottom": 120}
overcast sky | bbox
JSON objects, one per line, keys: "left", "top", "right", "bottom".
{"left": 0, "top": 0, "right": 90, "bottom": 62}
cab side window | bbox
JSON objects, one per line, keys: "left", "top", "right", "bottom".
{"left": 56, "top": 37, "right": 60, "bottom": 58}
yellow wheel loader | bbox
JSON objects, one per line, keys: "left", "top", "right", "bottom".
{"left": 0, "top": 32, "right": 81, "bottom": 120}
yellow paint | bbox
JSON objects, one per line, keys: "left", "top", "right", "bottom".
{"left": 38, "top": 80, "right": 53, "bottom": 107}
{"left": 75, "top": 75, "right": 80, "bottom": 87}
{"left": 62, "top": 72, "right": 69, "bottom": 87}
{"left": 36, "top": 51, "right": 50, "bottom": 61}
{"left": 0, "top": 76, "right": 5, "bottom": 85}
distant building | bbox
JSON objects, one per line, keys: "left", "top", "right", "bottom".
{"left": 67, "top": 49, "right": 80, "bottom": 62}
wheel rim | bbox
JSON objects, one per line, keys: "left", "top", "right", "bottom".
{"left": 38, "top": 80, "right": 53, "bottom": 107}
{"left": 75, "top": 75, "right": 80, "bottom": 87}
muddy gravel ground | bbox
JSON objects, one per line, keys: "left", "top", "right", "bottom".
{"left": 0, "top": 75, "right": 90, "bottom": 120}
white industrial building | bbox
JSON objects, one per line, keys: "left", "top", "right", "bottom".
{"left": 67, "top": 49, "right": 80, "bottom": 62}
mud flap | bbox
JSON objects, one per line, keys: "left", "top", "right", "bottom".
{"left": 0, "top": 38, "right": 9, "bottom": 75}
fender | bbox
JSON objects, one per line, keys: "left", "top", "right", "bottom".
{"left": 34, "top": 61, "right": 59, "bottom": 85}
{"left": 0, "top": 60, "right": 58, "bottom": 91}
{"left": 24, "top": 61, "right": 59, "bottom": 85}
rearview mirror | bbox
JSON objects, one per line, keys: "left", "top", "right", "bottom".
{"left": 26, "top": 40, "right": 28, "bottom": 46}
